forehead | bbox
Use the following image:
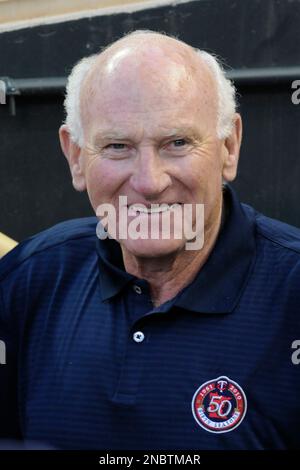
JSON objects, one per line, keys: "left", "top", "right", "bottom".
{"left": 81, "top": 45, "right": 218, "bottom": 139}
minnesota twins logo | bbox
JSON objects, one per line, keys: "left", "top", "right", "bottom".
{"left": 192, "top": 376, "right": 247, "bottom": 433}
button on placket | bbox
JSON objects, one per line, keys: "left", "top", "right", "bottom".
{"left": 133, "top": 284, "right": 142, "bottom": 294}
{"left": 133, "top": 331, "right": 145, "bottom": 343}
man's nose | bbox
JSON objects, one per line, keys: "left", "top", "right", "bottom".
{"left": 129, "top": 147, "right": 172, "bottom": 197}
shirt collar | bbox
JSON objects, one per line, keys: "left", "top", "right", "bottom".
{"left": 96, "top": 184, "right": 257, "bottom": 313}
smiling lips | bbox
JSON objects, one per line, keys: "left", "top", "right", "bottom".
{"left": 128, "top": 203, "right": 181, "bottom": 216}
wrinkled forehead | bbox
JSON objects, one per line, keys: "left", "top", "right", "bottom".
{"left": 80, "top": 41, "right": 218, "bottom": 136}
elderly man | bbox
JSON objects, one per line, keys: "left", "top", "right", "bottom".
{"left": 0, "top": 30, "right": 299, "bottom": 450}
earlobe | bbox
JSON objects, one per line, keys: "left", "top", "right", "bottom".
{"left": 222, "top": 113, "right": 242, "bottom": 183}
{"left": 59, "top": 125, "right": 87, "bottom": 192}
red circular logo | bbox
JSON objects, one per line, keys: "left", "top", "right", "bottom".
{"left": 192, "top": 376, "right": 247, "bottom": 433}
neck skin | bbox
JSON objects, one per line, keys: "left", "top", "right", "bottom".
{"left": 121, "top": 195, "right": 224, "bottom": 307}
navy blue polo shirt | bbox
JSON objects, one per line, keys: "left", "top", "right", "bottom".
{"left": 0, "top": 184, "right": 299, "bottom": 450}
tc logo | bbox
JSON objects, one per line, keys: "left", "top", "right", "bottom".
{"left": 0, "top": 340, "right": 6, "bottom": 365}
{"left": 291, "top": 340, "right": 300, "bottom": 365}
{"left": 0, "top": 80, "right": 6, "bottom": 104}
{"left": 192, "top": 376, "right": 247, "bottom": 433}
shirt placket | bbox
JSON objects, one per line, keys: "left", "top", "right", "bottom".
{"left": 111, "top": 280, "right": 154, "bottom": 406}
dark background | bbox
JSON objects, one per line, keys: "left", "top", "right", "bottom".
{"left": 0, "top": 0, "right": 299, "bottom": 241}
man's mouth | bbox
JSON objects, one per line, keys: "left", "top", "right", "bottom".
{"left": 127, "top": 203, "right": 182, "bottom": 216}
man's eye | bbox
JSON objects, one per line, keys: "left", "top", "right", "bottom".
{"left": 173, "top": 139, "right": 187, "bottom": 147}
{"left": 107, "top": 143, "right": 126, "bottom": 150}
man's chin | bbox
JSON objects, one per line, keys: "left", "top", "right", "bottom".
{"left": 119, "top": 237, "right": 186, "bottom": 258}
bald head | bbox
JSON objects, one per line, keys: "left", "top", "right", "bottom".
{"left": 63, "top": 30, "right": 237, "bottom": 146}
{"left": 80, "top": 31, "right": 218, "bottom": 140}
{"left": 87, "top": 30, "right": 211, "bottom": 78}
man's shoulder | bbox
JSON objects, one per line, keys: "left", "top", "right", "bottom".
{"left": 0, "top": 216, "right": 98, "bottom": 281}
{"left": 242, "top": 203, "right": 300, "bottom": 256}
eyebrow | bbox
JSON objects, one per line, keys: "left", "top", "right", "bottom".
{"left": 92, "top": 127, "right": 197, "bottom": 145}
{"left": 92, "top": 132, "right": 131, "bottom": 145}
{"left": 160, "top": 128, "right": 197, "bottom": 138}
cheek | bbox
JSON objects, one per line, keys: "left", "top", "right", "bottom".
{"left": 183, "top": 148, "right": 223, "bottom": 192}
{"left": 84, "top": 158, "right": 128, "bottom": 211}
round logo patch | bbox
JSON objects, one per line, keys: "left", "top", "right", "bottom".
{"left": 192, "top": 376, "right": 247, "bottom": 433}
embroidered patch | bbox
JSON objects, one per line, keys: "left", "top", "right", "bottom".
{"left": 192, "top": 376, "right": 247, "bottom": 433}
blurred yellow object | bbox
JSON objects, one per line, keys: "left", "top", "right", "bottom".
{"left": 0, "top": 232, "right": 18, "bottom": 258}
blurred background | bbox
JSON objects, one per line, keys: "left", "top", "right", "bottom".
{"left": 0, "top": 0, "right": 299, "bottom": 243}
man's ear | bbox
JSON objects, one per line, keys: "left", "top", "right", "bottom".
{"left": 59, "top": 124, "right": 86, "bottom": 192}
{"left": 221, "top": 113, "right": 242, "bottom": 183}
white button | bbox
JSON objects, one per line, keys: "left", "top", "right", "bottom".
{"left": 133, "top": 285, "right": 142, "bottom": 294}
{"left": 133, "top": 331, "right": 145, "bottom": 343}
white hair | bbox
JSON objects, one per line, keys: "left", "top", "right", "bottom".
{"left": 197, "top": 50, "right": 237, "bottom": 139}
{"left": 64, "top": 54, "right": 98, "bottom": 147}
{"left": 63, "top": 31, "right": 237, "bottom": 147}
